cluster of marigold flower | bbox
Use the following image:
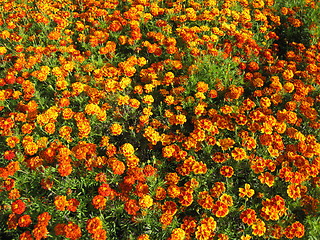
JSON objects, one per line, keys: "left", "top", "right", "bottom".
{"left": 0, "top": 0, "right": 320, "bottom": 239}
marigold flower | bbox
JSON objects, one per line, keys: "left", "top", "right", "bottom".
{"left": 155, "top": 186, "right": 166, "bottom": 200}
{"left": 217, "top": 138, "right": 235, "bottom": 151}
{"left": 170, "top": 228, "right": 185, "bottom": 240}
{"left": 138, "top": 234, "right": 150, "bottom": 240}
{"left": 24, "top": 141, "right": 38, "bottom": 156}
{"left": 11, "top": 199, "right": 25, "bottom": 215}
{"left": 160, "top": 212, "right": 174, "bottom": 226}
{"left": 212, "top": 200, "right": 229, "bottom": 217}
{"left": 9, "top": 188, "right": 20, "bottom": 200}
{"left": 240, "top": 208, "right": 256, "bottom": 225}
{"left": 124, "top": 199, "right": 140, "bottom": 215}
{"left": 282, "top": 70, "right": 294, "bottom": 80}
{"left": 239, "top": 184, "right": 255, "bottom": 198}
{"left": 67, "top": 198, "right": 80, "bottom": 212}
{"left": 18, "top": 215, "right": 32, "bottom": 228}
{"left": 167, "top": 184, "right": 180, "bottom": 198}
{"left": 287, "top": 184, "right": 301, "bottom": 200}
{"left": 197, "top": 191, "right": 214, "bottom": 210}
{"left": 120, "top": 143, "right": 135, "bottom": 157}
{"left": 178, "top": 189, "right": 193, "bottom": 206}
{"left": 231, "top": 147, "right": 247, "bottom": 161}
{"left": 86, "top": 217, "right": 103, "bottom": 234}
{"left": 110, "top": 123, "right": 122, "bottom": 136}
{"left": 19, "top": 231, "right": 33, "bottom": 239}
{"left": 111, "top": 160, "right": 125, "bottom": 175}
{"left": 54, "top": 195, "right": 68, "bottom": 211}
{"left": 92, "top": 195, "right": 106, "bottom": 210}
{"left": 220, "top": 166, "right": 234, "bottom": 178}
{"left": 64, "top": 222, "right": 82, "bottom": 240}
{"left": 252, "top": 219, "right": 266, "bottom": 237}
{"left": 139, "top": 194, "right": 153, "bottom": 208}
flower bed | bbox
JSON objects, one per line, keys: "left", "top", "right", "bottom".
{"left": 1, "top": 0, "right": 320, "bottom": 239}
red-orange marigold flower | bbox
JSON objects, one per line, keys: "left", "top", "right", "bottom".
{"left": 212, "top": 200, "right": 229, "bottom": 217}
{"left": 220, "top": 166, "right": 234, "bottom": 178}
{"left": 11, "top": 199, "right": 25, "bottom": 215}
{"left": 240, "top": 208, "right": 256, "bottom": 225}
{"left": 92, "top": 195, "right": 106, "bottom": 210}
{"left": 124, "top": 199, "right": 140, "bottom": 215}
{"left": 18, "top": 215, "right": 32, "bottom": 228}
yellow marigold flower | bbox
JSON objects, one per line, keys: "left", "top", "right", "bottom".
{"left": 139, "top": 194, "right": 153, "bottom": 208}
{"left": 239, "top": 184, "right": 255, "bottom": 198}
{"left": 170, "top": 228, "right": 185, "bottom": 240}
{"left": 142, "top": 95, "right": 154, "bottom": 105}
{"left": 0, "top": 46, "right": 7, "bottom": 55}
{"left": 282, "top": 69, "right": 294, "bottom": 80}
{"left": 120, "top": 143, "right": 134, "bottom": 157}
{"left": 175, "top": 114, "right": 187, "bottom": 125}
{"left": 110, "top": 123, "right": 122, "bottom": 136}
{"left": 24, "top": 142, "right": 38, "bottom": 155}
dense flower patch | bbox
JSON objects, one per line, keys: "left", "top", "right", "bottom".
{"left": 1, "top": 0, "right": 320, "bottom": 239}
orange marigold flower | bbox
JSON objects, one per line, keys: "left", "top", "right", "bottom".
{"left": 287, "top": 184, "right": 301, "bottom": 200}
{"left": 24, "top": 141, "right": 38, "bottom": 156}
{"left": 11, "top": 199, "right": 25, "bottom": 215}
{"left": 44, "top": 122, "right": 56, "bottom": 135}
{"left": 258, "top": 172, "right": 275, "bottom": 187}
{"left": 165, "top": 172, "right": 180, "bottom": 185}
{"left": 86, "top": 217, "right": 103, "bottom": 234}
{"left": 9, "top": 188, "right": 20, "bottom": 200}
{"left": 175, "top": 114, "right": 187, "bottom": 125}
{"left": 282, "top": 70, "right": 294, "bottom": 80}
{"left": 167, "top": 184, "right": 180, "bottom": 199}
{"left": 160, "top": 212, "right": 174, "bottom": 226}
{"left": 37, "top": 212, "right": 51, "bottom": 225}
{"left": 155, "top": 186, "right": 166, "bottom": 200}
{"left": 111, "top": 160, "right": 125, "bottom": 175}
{"left": 241, "top": 234, "right": 252, "bottom": 240}
{"left": 64, "top": 222, "right": 82, "bottom": 240}
{"left": 218, "top": 233, "right": 229, "bottom": 240}
{"left": 197, "top": 81, "right": 209, "bottom": 93}
{"left": 98, "top": 183, "right": 111, "bottom": 197}
{"left": 195, "top": 217, "right": 216, "bottom": 239}
{"left": 67, "top": 198, "right": 80, "bottom": 212}
{"left": 197, "top": 191, "right": 214, "bottom": 210}
{"left": 18, "top": 215, "right": 32, "bottom": 228}
{"left": 292, "top": 221, "right": 304, "bottom": 238}
{"left": 162, "top": 201, "right": 178, "bottom": 216}
{"left": 178, "top": 189, "right": 193, "bottom": 206}
{"left": 92, "top": 195, "right": 106, "bottom": 210}
{"left": 19, "top": 231, "right": 33, "bottom": 239}
{"left": 124, "top": 199, "right": 140, "bottom": 216}
{"left": 54, "top": 195, "right": 68, "bottom": 211}
{"left": 138, "top": 234, "right": 150, "bottom": 240}
{"left": 218, "top": 138, "right": 235, "bottom": 151}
